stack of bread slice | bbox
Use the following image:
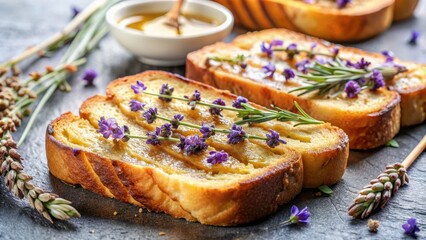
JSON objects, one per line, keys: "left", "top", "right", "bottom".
{"left": 186, "top": 28, "right": 426, "bottom": 150}
{"left": 46, "top": 71, "right": 349, "bottom": 225}
{"left": 213, "top": 0, "right": 418, "bottom": 42}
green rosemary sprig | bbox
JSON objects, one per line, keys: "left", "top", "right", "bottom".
{"left": 289, "top": 58, "right": 406, "bottom": 97}
{"left": 141, "top": 91, "right": 324, "bottom": 126}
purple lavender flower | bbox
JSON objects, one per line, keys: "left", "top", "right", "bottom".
{"left": 261, "top": 41, "right": 273, "bottom": 58}
{"left": 129, "top": 99, "right": 145, "bottom": 112}
{"left": 266, "top": 130, "right": 286, "bottom": 148}
{"left": 287, "top": 43, "right": 297, "bottom": 52}
{"left": 200, "top": 123, "right": 215, "bottom": 138}
{"left": 206, "top": 150, "right": 229, "bottom": 164}
{"left": 381, "top": 50, "right": 394, "bottom": 63}
{"left": 344, "top": 80, "right": 361, "bottom": 98}
{"left": 159, "top": 84, "right": 174, "bottom": 102}
{"left": 261, "top": 40, "right": 284, "bottom": 58}
{"left": 71, "top": 6, "right": 81, "bottom": 18}
{"left": 352, "top": 58, "right": 371, "bottom": 70}
{"left": 184, "top": 90, "right": 201, "bottom": 110}
{"left": 289, "top": 205, "right": 310, "bottom": 224}
{"left": 72, "top": 148, "right": 80, "bottom": 156}
{"left": 159, "top": 123, "right": 172, "bottom": 138}
{"left": 304, "top": 0, "right": 315, "bottom": 3}
{"left": 336, "top": 0, "right": 351, "bottom": 9}
{"left": 81, "top": 69, "right": 97, "bottom": 85}
{"left": 270, "top": 39, "right": 284, "bottom": 47}
{"left": 171, "top": 114, "right": 184, "bottom": 129}
{"left": 331, "top": 46, "right": 340, "bottom": 57}
{"left": 143, "top": 108, "right": 157, "bottom": 124}
{"left": 283, "top": 68, "right": 295, "bottom": 81}
{"left": 177, "top": 135, "right": 208, "bottom": 155}
{"left": 227, "top": 124, "right": 246, "bottom": 144}
{"left": 371, "top": 69, "right": 385, "bottom": 90}
{"left": 310, "top": 42, "right": 318, "bottom": 50}
{"left": 408, "top": 30, "right": 420, "bottom": 45}
{"left": 402, "top": 218, "right": 420, "bottom": 237}
{"left": 146, "top": 128, "right": 161, "bottom": 146}
{"left": 263, "top": 62, "right": 276, "bottom": 78}
{"left": 356, "top": 78, "right": 367, "bottom": 85}
{"left": 97, "top": 117, "right": 126, "bottom": 140}
{"left": 209, "top": 98, "right": 226, "bottom": 116}
{"left": 131, "top": 81, "right": 147, "bottom": 94}
{"left": 296, "top": 59, "right": 310, "bottom": 74}
{"left": 232, "top": 96, "right": 248, "bottom": 109}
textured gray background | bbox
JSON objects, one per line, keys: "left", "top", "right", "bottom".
{"left": 0, "top": 0, "right": 425, "bottom": 239}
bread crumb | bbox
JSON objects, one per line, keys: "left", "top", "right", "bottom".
{"left": 368, "top": 219, "right": 380, "bottom": 232}
{"left": 139, "top": 208, "right": 143, "bottom": 213}
{"left": 159, "top": 232, "right": 166, "bottom": 236}
{"left": 113, "top": 211, "right": 118, "bottom": 216}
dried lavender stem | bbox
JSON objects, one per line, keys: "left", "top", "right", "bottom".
{"left": 401, "top": 135, "right": 426, "bottom": 169}
{"left": 2, "top": 0, "right": 106, "bottom": 67}
{"left": 348, "top": 135, "right": 425, "bottom": 219}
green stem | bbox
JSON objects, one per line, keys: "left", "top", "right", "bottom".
{"left": 142, "top": 92, "right": 249, "bottom": 113}
{"left": 17, "top": 74, "right": 62, "bottom": 146}
{"left": 127, "top": 135, "right": 181, "bottom": 143}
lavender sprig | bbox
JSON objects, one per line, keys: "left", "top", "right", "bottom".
{"left": 136, "top": 89, "right": 323, "bottom": 127}
{"left": 0, "top": 135, "right": 80, "bottom": 222}
{"left": 347, "top": 163, "right": 409, "bottom": 219}
{"left": 0, "top": 0, "right": 119, "bottom": 222}
{"left": 348, "top": 135, "right": 426, "bottom": 219}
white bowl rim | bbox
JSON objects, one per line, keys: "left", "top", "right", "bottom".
{"left": 106, "top": 0, "right": 234, "bottom": 40}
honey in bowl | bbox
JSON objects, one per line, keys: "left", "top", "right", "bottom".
{"left": 119, "top": 12, "right": 222, "bottom": 37}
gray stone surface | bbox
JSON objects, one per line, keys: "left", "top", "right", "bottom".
{"left": 0, "top": 0, "right": 425, "bottom": 239}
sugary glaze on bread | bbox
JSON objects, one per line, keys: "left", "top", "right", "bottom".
{"left": 46, "top": 71, "right": 349, "bottom": 225}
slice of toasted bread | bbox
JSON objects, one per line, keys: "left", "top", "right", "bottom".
{"left": 213, "top": 0, "right": 394, "bottom": 42}
{"left": 47, "top": 112, "right": 303, "bottom": 226}
{"left": 46, "top": 71, "right": 348, "bottom": 225}
{"left": 105, "top": 71, "right": 348, "bottom": 187}
{"left": 231, "top": 28, "right": 426, "bottom": 127}
{"left": 186, "top": 40, "right": 400, "bottom": 150}
{"left": 393, "top": 0, "right": 419, "bottom": 21}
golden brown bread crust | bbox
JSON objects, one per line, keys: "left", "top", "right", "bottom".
{"left": 213, "top": 0, "right": 393, "bottom": 42}
{"left": 186, "top": 44, "right": 400, "bottom": 150}
{"left": 393, "top": 0, "right": 419, "bottom": 21}
{"left": 105, "top": 71, "right": 349, "bottom": 187}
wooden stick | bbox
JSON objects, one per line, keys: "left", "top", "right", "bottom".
{"left": 165, "top": 0, "right": 185, "bottom": 34}
{"left": 402, "top": 134, "right": 426, "bottom": 169}
{"left": 3, "top": 0, "right": 107, "bottom": 66}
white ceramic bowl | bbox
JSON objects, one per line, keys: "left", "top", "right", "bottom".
{"left": 106, "top": 0, "right": 233, "bottom": 66}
